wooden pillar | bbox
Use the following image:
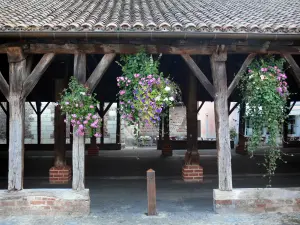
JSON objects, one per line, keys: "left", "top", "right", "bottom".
{"left": 36, "top": 101, "right": 42, "bottom": 144}
{"left": 185, "top": 73, "right": 200, "bottom": 164}
{"left": 161, "top": 107, "right": 172, "bottom": 156}
{"left": 211, "top": 48, "right": 232, "bottom": 191}
{"left": 158, "top": 117, "right": 163, "bottom": 150}
{"left": 236, "top": 102, "right": 247, "bottom": 155}
{"left": 72, "top": 53, "right": 86, "bottom": 191}
{"left": 283, "top": 101, "right": 290, "bottom": 147}
{"left": 182, "top": 72, "right": 203, "bottom": 182}
{"left": 54, "top": 79, "right": 66, "bottom": 166}
{"left": 100, "top": 101, "right": 104, "bottom": 145}
{"left": 116, "top": 101, "right": 121, "bottom": 145}
{"left": 6, "top": 102, "right": 9, "bottom": 144}
{"left": 7, "top": 47, "right": 26, "bottom": 191}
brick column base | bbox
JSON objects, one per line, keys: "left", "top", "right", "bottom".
{"left": 88, "top": 147, "right": 99, "bottom": 156}
{"left": 161, "top": 144, "right": 172, "bottom": 157}
{"left": 182, "top": 165, "right": 203, "bottom": 182}
{"left": 49, "top": 166, "right": 71, "bottom": 184}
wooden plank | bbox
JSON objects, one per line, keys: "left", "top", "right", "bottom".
{"left": 85, "top": 53, "right": 116, "bottom": 92}
{"left": 103, "top": 102, "right": 113, "bottom": 116}
{"left": 229, "top": 102, "right": 239, "bottom": 116}
{"left": 22, "top": 53, "right": 55, "bottom": 98}
{"left": 0, "top": 70, "right": 9, "bottom": 100}
{"left": 26, "top": 55, "right": 33, "bottom": 76}
{"left": 36, "top": 101, "right": 41, "bottom": 144}
{"left": 227, "top": 54, "right": 256, "bottom": 98}
{"left": 210, "top": 49, "right": 233, "bottom": 191}
{"left": 100, "top": 102, "right": 104, "bottom": 144}
{"left": 73, "top": 53, "right": 86, "bottom": 191}
{"left": 2, "top": 43, "right": 300, "bottom": 55}
{"left": 0, "top": 102, "right": 7, "bottom": 115}
{"left": 7, "top": 47, "right": 26, "bottom": 191}
{"left": 288, "top": 101, "right": 297, "bottom": 114}
{"left": 282, "top": 54, "right": 300, "bottom": 88}
{"left": 181, "top": 54, "right": 215, "bottom": 98}
{"left": 147, "top": 169, "right": 157, "bottom": 216}
{"left": 197, "top": 101, "right": 205, "bottom": 114}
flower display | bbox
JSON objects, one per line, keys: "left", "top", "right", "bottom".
{"left": 241, "top": 56, "right": 289, "bottom": 185}
{"left": 58, "top": 77, "right": 102, "bottom": 137}
{"left": 116, "top": 50, "right": 180, "bottom": 127}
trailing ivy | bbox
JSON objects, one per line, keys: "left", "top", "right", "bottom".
{"left": 240, "top": 56, "right": 289, "bottom": 186}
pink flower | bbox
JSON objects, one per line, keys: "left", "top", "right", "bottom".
{"left": 147, "top": 75, "right": 152, "bottom": 79}
{"left": 119, "top": 90, "right": 126, "bottom": 95}
{"left": 88, "top": 113, "right": 92, "bottom": 116}
{"left": 78, "top": 124, "right": 84, "bottom": 130}
{"left": 77, "top": 121, "right": 81, "bottom": 125}
{"left": 71, "top": 119, "right": 75, "bottom": 124}
{"left": 92, "top": 115, "right": 97, "bottom": 119}
{"left": 248, "top": 69, "right": 253, "bottom": 73}
{"left": 120, "top": 101, "right": 124, "bottom": 104}
{"left": 90, "top": 105, "right": 94, "bottom": 109}
{"left": 134, "top": 74, "right": 140, "bottom": 78}
{"left": 120, "top": 77, "right": 124, "bottom": 81}
{"left": 83, "top": 120, "right": 88, "bottom": 124}
{"left": 64, "top": 119, "right": 67, "bottom": 123}
{"left": 94, "top": 133, "right": 101, "bottom": 138}
{"left": 72, "top": 114, "right": 77, "bottom": 118}
{"left": 77, "top": 130, "right": 85, "bottom": 136}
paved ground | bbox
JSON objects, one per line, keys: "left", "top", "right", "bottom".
{"left": 1, "top": 177, "right": 300, "bottom": 224}
{"left": 1, "top": 148, "right": 300, "bottom": 224}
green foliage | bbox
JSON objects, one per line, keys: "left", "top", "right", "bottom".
{"left": 230, "top": 128, "right": 237, "bottom": 140}
{"left": 58, "top": 77, "right": 101, "bottom": 137}
{"left": 240, "top": 56, "right": 289, "bottom": 186}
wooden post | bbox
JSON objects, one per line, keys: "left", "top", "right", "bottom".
{"left": 100, "top": 101, "right": 104, "bottom": 145}
{"left": 210, "top": 47, "right": 232, "bottom": 191}
{"left": 185, "top": 73, "right": 200, "bottom": 165}
{"left": 54, "top": 79, "right": 66, "bottom": 167}
{"left": 283, "top": 101, "right": 291, "bottom": 147}
{"left": 236, "top": 102, "right": 247, "bottom": 155}
{"left": 7, "top": 47, "right": 26, "bottom": 191}
{"left": 116, "top": 101, "right": 121, "bottom": 144}
{"left": 147, "top": 169, "right": 157, "bottom": 216}
{"left": 6, "top": 102, "right": 9, "bottom": 144}
{"left": 162, "top": 107, "right": 172, "bottom": 156}
{"left": 72, "top": 53, "right": 86, "bottom": 191}
{"left": 36, "top": 101, "right": 42, "bottom": 144}
{"left": 158, "top": 117, "right": 162, "bottom": 150}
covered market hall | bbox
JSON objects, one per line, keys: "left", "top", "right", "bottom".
{"left": 0, "top": 0, "right": 300, "bottom": 216}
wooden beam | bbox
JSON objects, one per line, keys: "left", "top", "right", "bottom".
{"left": 229, "top": 102, "right": 239, "bottom": 116}
{"left": 85, "top": 53, "right": 116, "bottom": 92}
{"left": 26, "top": 55, "right": 34, "bottom": 76}
{"left": 22, "top": 53, "right": 55, "bottom": 98}
{"left": 210, "top": 47, "right": 232, "bottom": 191}
{"left": 227, "top": 54, "right": 256, "bottom": 98}
{"left": 100, "top": 101, "right": 104, "bottom": 144}
{"left": 181, "top": 54, "right": 215, "bottom": 98}
{"left": 29, "top": 101, "right": 37, "bottom": 114}
{"left": 0, "top": 102, "right": 7, "bottom": 115}
{"left": 288, "top": 101, "right": 297, "bottom": 114}
{"left": 7, "top": 46, "right": 26, "bottom": 191}
{"left": 36, "top": 101, "right": 42, "bottom": 144}
{"left": 2, "top": 43, "right": 300, "bottom": 55}
{"left": 197, "top": 101, "right": 205, "bottom": 114}
{"left": 103, "top": 102, "right": 113, "bottom": 116}
{"left": 73, "top": 53, "right": 86, "bottom": 191}
{"left": 282, "top": 54, "right": 300, "bottom": 88}
{"left": 116, "top": 101, "right": 120, "bottom": 144}
{"left": 0, "top": 70, "right": 9, "bottom": 100}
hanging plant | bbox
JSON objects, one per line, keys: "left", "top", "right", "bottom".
{"left": 57, "top": 76, "right": 102, "bottom": 138}
{"left": 240, "top": 56, "right": 289, "bottom": 185}
{"left": 116, "top": 49, "right": 181, "bottom": 129}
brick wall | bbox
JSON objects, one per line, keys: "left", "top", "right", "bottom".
{"left": 214, "top": 188, "right": 300, "bottom": 213}
{"left": 0, "top": 189, "right": 90, "bottom": 216}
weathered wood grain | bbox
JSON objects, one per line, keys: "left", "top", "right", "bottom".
{"left": 211, "top": 49, "right": 233, "bottom": 191}
{"left": 22, "top": 53, "right": 55, "bottom": 98}
{"left": 7, "top": 47, "right": 26, "bottom": 191}
{"left": 282, "top": 54, "right": 300, "bottom": 88}
{"left": 227, "top": 54, "right": 256, "bottom": 98}
{"left": 181, "top": 54, "right": 215, "bottom": 98}
{"left": 85, "top": 53, "right": 116, "bottom": 92}
{"left": 147, "top": 169, "right": 157, "bottom": 216}
{"left": 0, "top": 70, "right": 9, "bottom": 100}
{"left": 73, "top": 53, "right": 86, "bottom": 191}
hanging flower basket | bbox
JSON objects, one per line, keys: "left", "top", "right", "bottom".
{"left": 57, "top": 77, "right": 102, "bottom": 138}
{"left": 116, "top": 50, "right": 181, "bottom": 128}
{"left": 240, "top": 56, "right": 290, "bottom": 185}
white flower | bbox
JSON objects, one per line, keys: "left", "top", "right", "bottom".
{"left": 249, "top": 75, "right": 253, "bottom": 79}
{"left": 260, "top": 75, "right": 266, "bottom": 80}
{"left": 169, "top": 97, "right": 174, "bottom": 101}
{"left": 155, "top": 96, "right": 161, "bottom": 101}
{"left": 165, "top": 86, "right": 171, "bottom": 92}
{"left": 80, "top": 92, "right": 86, "bottom": 95}
{"left": 164, "top": 98, "right": 168, "bottom": 101}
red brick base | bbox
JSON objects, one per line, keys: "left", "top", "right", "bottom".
{"left": 161, "top": 143, "right": 172, "bottom": 157}
{"left": 182, "top": 165, "right": 203, "bottom": 182}
{"left": 87, "top": 147, "right": 99, "bottom": 156}
{"left": 49, "top": 166, "right": 71, "bottom": 184}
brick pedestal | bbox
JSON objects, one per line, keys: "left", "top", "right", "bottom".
{"left": 182, "top": 165, "right": 203, "bottom": 182}
{"left": 49, "top": 166, "right": 71, "bottom": 184}
{"left": 88, "top": 147, "right": 99, "bottom": 156}
{"left": 161, "top": 143, "right": 172, "bottom": 157}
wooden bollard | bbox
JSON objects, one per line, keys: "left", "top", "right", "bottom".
{"left": 147, "top": 169, "right": 157, "bottom": 216}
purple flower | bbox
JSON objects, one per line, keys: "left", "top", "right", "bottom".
{"left": 276, "top": 87, "right": 282, "bottom": 93}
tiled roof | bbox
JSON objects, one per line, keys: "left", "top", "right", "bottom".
{"left": 0, "top": 0, "right": 299, "bottom": 34}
